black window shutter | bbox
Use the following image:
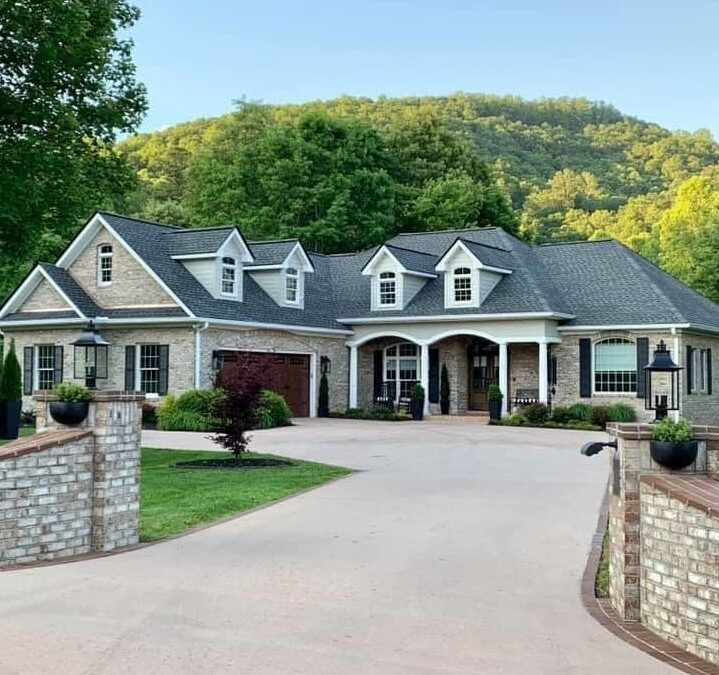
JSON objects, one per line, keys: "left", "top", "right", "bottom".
{"left": 686, "top": 346, "right": 694, "bottom": 395}
{"left": 550, "top": 355, "right": 558, "bottom": 386}
{"left": 707, "top": 348, "right": 713, "bottom": 395}
{"left": 373, "top": 350, "right": 383, "bottom": 399}
{"left": 23, "top": 346, "right": 34, "bottom": 395}
{"left": 428, "top": 348, "right": 439, "bottom": 403}
{"left": 53, "top": 346, "right": 64, "bottom": 385}
{"left": 579, "top": 338, "right": 591, "bottom": 398}
{"left": 158, "top": 345, "right": 169, "bottom": 395}
{"left": 124, "top": 345, "right": 136, "bottom": 391}
{"left": 635, "top": 338, "right": 649, "bottom": 399}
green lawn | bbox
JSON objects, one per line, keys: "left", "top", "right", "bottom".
{"left": 140, "top": 448, "right": 351, "bottom": 542}
{"left": 0, "top": 426, "right": 36, "bottom": 445}
{"left": 595, "top": 531, "right": 610, "bottom": 598}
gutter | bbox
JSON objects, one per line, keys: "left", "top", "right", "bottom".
{"left": 336, "top": 311, "right": 575, "bottom": 325}
{"left": 194, "top": 321, "right": 210, "bottom": 388}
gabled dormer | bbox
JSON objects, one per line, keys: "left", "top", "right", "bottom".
{"left": 362, "top": 245, "right": 437, "bottom": 311}
{"left": 246, "top": 240, "right": 314, "bottom": 310}
{"left": 434, "top": 239, "right": 513, "bottom": 309}
{"left": 168, "top": 227, "right": 254, "bottom": 301}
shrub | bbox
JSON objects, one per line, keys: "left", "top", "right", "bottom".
{"left": 142, "top": 402, "right": 157, "bottom": 428}
{"left": 318, "top": 373, "right": 329, "bottom": 416}
{"left": 176, "top": 388, "right": 225, "bottom": 416}
{"left": 521, "top": 402, "right": 550, "bottom": 425}
{"left": 502, "top": 413, "right": 529, "bottom": 426}
{"left": 254, "top": 389, "right": 292, "bottom": 429}
{"left": 411, "top": 383, "right": 425, "bottom": 402}
{"left": 589, "top": 405, "right": 610, "bottom": 429}
{"left": 440, "top": 364, "right": 450, "bottom": 401}
{"left": 368, "top": 405, "right": 398, "bottom": 420}
{"left": 566, "top": 402, "right": 591, "bottom": 421}
{"left": 341, "top": 407, "right": 366, "bottom": 419}
{"left": 158, "top": 409, "right": 215, "bottom": 432}
{"left": 488, "top": 384, "right": 503, "bottom": 401}
{"left": 652, "top": 417, "right": 692, "bottom": 443}
{"left": 606, "top": 403, "right": 636, "bottom": 423}
{"left": 550, "top": 405, "right": 572, "bottom": 424}
{"left": 0, "top": 338, "right": 22, "bottom": 401}
{"left": 53, "top": 381, "right": 91, "bottom": 402}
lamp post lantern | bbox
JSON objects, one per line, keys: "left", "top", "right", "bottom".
{"left": 644, "top": 340, "right": 681, "bottom": 420}
{"left": 73, "top": 321, "right": 109, "bottom": 389}
{"left": 320, "top": 355, "right": 331, "bottom": 375}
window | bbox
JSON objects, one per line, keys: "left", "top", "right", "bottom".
{"left": 385, "top": 342, "right": 420, "bottom": 400}
{"left": 692, "top": 348, "right": 710, "bottom": 393}
{"left": 36, "top": 345, "right": 56, "bottom": 390}
{"left": 97, "top": 244, "right": 113, "bottom": 285}
{"left": 379, "top": 272, "right": 396, "bottom": 306}
{"left": 285, "top": 267, "right": 299, "bottom": 304}
{"left": 221, "top": 256, "right": 236, "bottom": 295}
{"left": 139, "top": 344, "right": 160, "bottom": 394}
{"left": 453, "top": 267, "right": 472, "bottom": 303}
{"left": 594, "top": 338, "right": 636, "bottom": 393}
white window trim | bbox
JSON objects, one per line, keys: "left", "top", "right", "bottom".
{"left": 591, "top": 337, "right": 637, "bottom": 397}
{"left": 136, "top": 343, "right": 161, "bottom": 398}
{"left": 452, "top": 267, "right": 474, "bottom": 305}
{"left": 97, "top": 244, "right": 113, "bottom": 287}
{"left": 220, "top": 256, "right": 237, "bottom": 298}
{"left": 284, "top": 267, "right": 300, "bottom": 306}
{"left": 691, "top": 348, "right": 709, "bottom": 395}
{"left": 383, "top": 342, "right": 421, "bottom": 404}
{"left": 375, "top": 272, "right": 400, "bottom": 310}
{"left": 34, "top": 344, "right": 56, "bottom": 391}
{"left": 444, "top": 268, "right": 479, "bottom": 309}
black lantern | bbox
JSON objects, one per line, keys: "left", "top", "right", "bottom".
{"left": 644, "top": 340, "right": 681, "bottom": 420}
{"left": 73, "top": 321, "right": 109, "bottom": 389}
{"left": 320, "top": 355, "right": 331, "bottom": 375}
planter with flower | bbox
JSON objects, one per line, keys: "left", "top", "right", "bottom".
{"left": 49, "top": 382, "right": 91, "bottom": 426}
{"left": 650, "top": 417, "right": 698, "bottom": 469}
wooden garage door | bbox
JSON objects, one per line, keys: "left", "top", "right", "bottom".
{"left": 218, "top": 351, "right": 310, "bottom": 417}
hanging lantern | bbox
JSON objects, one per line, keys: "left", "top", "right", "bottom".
{"left": 644, "top": 340, "right": 681, "bottom": 420}
{"left": 73, "top": 321, "right": 109, "bottom": 389}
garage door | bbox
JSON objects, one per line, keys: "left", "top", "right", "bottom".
{"left": 217, "top": 351, "right": 310, "bottom": 417}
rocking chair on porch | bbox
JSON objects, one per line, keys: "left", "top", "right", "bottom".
{"left": 373, "top": 381, "right": 412, "bottom": 414}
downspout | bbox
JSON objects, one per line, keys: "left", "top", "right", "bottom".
{"left": 194, "top": 322, "right": 209, "bottom": 389}
{"left": 672, "top": 326, "right": 680, "bottom": 421}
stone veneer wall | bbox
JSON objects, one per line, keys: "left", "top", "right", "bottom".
{"left": 0, "top": 391, "right": 144, "bottom": 567}
{"left": 681, "top": 332, "right": 719, "bottom": 426}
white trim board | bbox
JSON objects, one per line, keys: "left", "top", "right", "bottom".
{"left": 0, "top": 265, "right": 86, "bottom": 319}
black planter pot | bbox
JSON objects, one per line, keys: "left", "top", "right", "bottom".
{"left": 488, "top": 399, "right": 502, "bottom": 421}
{"left": 440, "top": 399, "right": 450, "bottom": 415}
{"left": 410, "top": 399, "right": 424, "bottom": 421}
{"left": 49, "top": 401, "right": 90, "bottom": 426}
{"left": 318, "top": 406, "right": 329, "bottom": 418}
{"left": 1, "top": 400, "right": 21, "bottom": 440}
{"left": 650, "top": 440, "right": 698, "bottom": 470}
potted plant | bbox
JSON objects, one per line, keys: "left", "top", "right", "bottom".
{"left": 650, "top": 417, "right": 698, "bottom": 469}
{"left": 0, "top": 339, "right": 22, "bottom": 439}
{"left": 440, "top": 364, "right": 450, "bottom": 415}
{"left": 487, "top": 384, "right": 503, "bottom": 421}
{"left": 318, "top": 372, "right": 329, "bottom": 418}
{"left": 410, "top": 383, "right": 425, "bottom": 421}
{"left": 49, "top": 382, "right": 91, "bottom": 426}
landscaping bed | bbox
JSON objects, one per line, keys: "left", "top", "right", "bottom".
{"left": 140, "top": 448, "right": 351, "bottom": 542}
{"left": 330, "top": 407, "right": 410, "bottom": 421}
{"left": 490, "top": 401, "right": 635, "bottom": 431}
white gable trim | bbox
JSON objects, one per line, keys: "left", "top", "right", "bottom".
{"left": 283, "top": 241, "right": 314, "bottom": 273}
{"left": 361, "top": 246, "right": 405, "bottom": 276}
{"left": 434, "top": 239, "right": 512, "bottom": 275}
{"left": 219, "top": 228, "right": 254, "bottom": 263}
{"left": 0, "top": 266, "right": 85, "bottom": 319}
{"left": 57, "top": 213, "right": 195, "bottom": 318}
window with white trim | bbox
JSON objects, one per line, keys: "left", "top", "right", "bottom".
{"left": 285, "top": 267, "right": 299, "bottom": 304}
{"left": 593, "top": 338, "right": 636, "bottom": 393}
{"left": 221, "top": 256, "right": 236, "bottom": 296}
{"left": 385, "top": 343, "right": 420, "bottom": 400}
{"left": 97, "top": 244, "right": 113, "bottom": 285}
{"left": 139, "top": 344, "right": 160, "bottom": 394}
{"left": 453, "top": 267, "right": 472, "bottom": 303}
{"left": 379, "top": 272, "right": 396, "bottom": 306}
{"left": 36, "top": 345, "right": 56, "bottom": 390}
{"left": 692, "top": 348, "right": 709, "bottom": 393}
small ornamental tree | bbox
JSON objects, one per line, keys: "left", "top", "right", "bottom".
{"left": 0, "top": 338, "right": 22, "bottom": 402}
{"left": 318, "top": 372, "right": 329, "bottom": 417}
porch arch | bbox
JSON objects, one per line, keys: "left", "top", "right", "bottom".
{"left": 425, "top": 328, "right": 506, "bottom": 346}
{"left": 347, "top": 330, "right": 422, "bottom": 348}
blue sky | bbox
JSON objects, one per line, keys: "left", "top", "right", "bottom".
{"left": 130, "top": 0, "right": 719, "bottom": 137}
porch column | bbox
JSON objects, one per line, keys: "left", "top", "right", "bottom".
{"left": 538, "top": 340, "right": 548, "bottom": 404}
{"left": 420, "top": 343, "right": 430, "bottom": 415}
{"left": 499, "top": 342, "right": 508, "bottom": 416}
{"left": 349, "top": 345, "right": 358, "bottom": 408}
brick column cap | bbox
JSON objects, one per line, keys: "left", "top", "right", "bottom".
{"left": 606, "top": 422, "right": 719, "bottom": 441}
{"left": 0, "top": 429, "right": 92, "bottom": 461}
{"left": 34, "top": 390, "right": 146, "bottom": 403}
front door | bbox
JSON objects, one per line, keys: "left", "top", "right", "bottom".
{"left": 468, "top": 341, "right": 499, "bottom": 411}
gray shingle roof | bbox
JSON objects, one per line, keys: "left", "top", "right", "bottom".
{"left": 383, "top": 245, "right": 437, "bottom": 275}
{"left": 164, "top": 227, "right": 235, "bottom": 256}
{"left": 247, "top": 240, "right": 298, "bottom": 266}
{"left": 459, "top": 239, "right": 515, "bottom": 271}
{"left": 39, "top": 263, "right": 99, "bottom": 317}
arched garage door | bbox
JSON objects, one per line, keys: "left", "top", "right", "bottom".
{"left": 216, "top": 350, "right": 310, "bottom": 417}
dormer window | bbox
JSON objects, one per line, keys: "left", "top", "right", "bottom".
{"left": 97, "top": 244, "right": 113, "bottom": 285}
{"left": 285, "top": 267, "right": 299, "bottom": 304}
{"left": 453, "top": 267, "right": 472, "bottom": 303}
{"left": 221, "top": 256, "right": 236, "bottom": 296}
{"left": 379, "top": 272, "right": 397, "bottom": 307}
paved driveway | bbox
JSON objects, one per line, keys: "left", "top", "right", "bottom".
{"left": 0, "top": 419, "right": 675, "bottom": 674}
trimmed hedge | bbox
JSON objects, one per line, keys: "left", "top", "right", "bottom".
{"left": 254, "top": 389, "right": 293, "bottom": 429}
{"left": 330, "top": 406, "right": 409, "bottom": 421}
{"left": 495, "top": 400, "right": 636, "bottom": 431}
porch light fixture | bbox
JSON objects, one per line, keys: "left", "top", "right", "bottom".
{"left": 320, "top": 355, "right": 331, "bottom": 375}
{"left": 73, "top": 321, "right": 109, "bottom": 389}
{"left": 644, "top": 340, "right": 681, "bottom": 420}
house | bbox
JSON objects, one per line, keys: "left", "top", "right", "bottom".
{"left": 1, "top": 211, "right": 718, "bottom": 424}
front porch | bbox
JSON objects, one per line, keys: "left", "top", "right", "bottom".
{"left": 348, "top": 331, "right": 555, "bottom": 416}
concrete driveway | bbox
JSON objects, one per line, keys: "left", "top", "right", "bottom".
{"left": 0, "top": 419, "right": 675, "bottom": 674}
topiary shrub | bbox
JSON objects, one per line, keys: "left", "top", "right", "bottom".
{"left": 550, "top": 405, "right": 572, "bottom": 424}
{"left": 589, "top": 405, "right": 610, "bottom": 429}
{"left": 566, "top": 402, "right": 591, "bottom": 421}
{"left": 254, "top": 389, "right": 292, "bottom": 429}
{"left": 522, "top": 402, "right": 550, "bottom": 425}
{"left": 606, "top": 403, "right": 637, "bottom": 423}
{"left": 318, "top": 373, "right": 329, "bottom": 417}
{"left": 0, "top": 338, "right": 22, "bottom": 402}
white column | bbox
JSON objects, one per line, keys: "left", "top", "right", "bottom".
{"left": 538, "top": 340, "right": 548, "bottom": 404}
{"left": 420, "top": 343, "right": 430, "bottom": 415}
{"left": 499, "top": 342, "right": 508, "bottom": 416}
{"left": 348, "top": 345, "right": 358, "bottom": 409}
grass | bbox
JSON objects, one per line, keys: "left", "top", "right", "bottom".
{"left": 595, "top": 530, "right": 610, "bottom": 598}
{"left": 0, "top": 426, "right": 36, "bottom": 445}
{"left": 140, "top": 448, "right": 352, "bottom": 542}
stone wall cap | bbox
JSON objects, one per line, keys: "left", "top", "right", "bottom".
{"left": 606, "top": 422, "right": 719, "bottom": 440}
{"left": 34, "top": 390, "right": 146, "bottom": 403}
{"left": 0, "top": 429, "right": 92, "bottom": 462}
{"left": 640, "top": 474, "right": 719, "bottom": 519}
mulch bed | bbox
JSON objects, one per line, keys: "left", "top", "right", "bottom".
{"left": 173, "top": 457, "right": 295, "bottom": 470}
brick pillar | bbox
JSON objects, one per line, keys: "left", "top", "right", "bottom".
{"left": 605, "top": 423, "right": 711, "bottom": 621}
{"left": 34, "top": 390, "right": 144, "bottom": 552}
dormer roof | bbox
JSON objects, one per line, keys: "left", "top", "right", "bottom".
{"left": 166, "top": 226, "right": 254, "bottom": 263}
{"left": 247, "top": 240, "right": 314, "bottom": 272}
{"left": 361, "top": 244, "right": 438, "bottom": 278}
{"left": 434, "top": 238, "right": 513, "bottom": 274}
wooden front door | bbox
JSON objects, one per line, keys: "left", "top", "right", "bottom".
{"left": 468, "top": 343, "right": 499, "bottom": 411}
{"left": 219, "top": 351, "right": 311, "bottom": 417}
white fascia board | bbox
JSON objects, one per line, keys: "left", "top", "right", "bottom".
{"left": 37, "top": 267, "right": 87, "bottom": 319}
{"left": 434, "top": 240, "right": 477, "bottom": 272}
{"left": 0, "top": 317, "right": 87, "bottom": 329}
{"left": 337, "top": 311, "right": 575, "bottom": 324}
{"left": 361, "top": 246, "right": 406, "bottom": 276}
{"left": 245, "top": 264, "right": 283, "bottom": 271}
{"left": 404, "top": 270, "right": 438, "bottom": 279}
{"left": 171, "top": 253, "right": 217, "bottom": 261}
{"left": 479, "top": 264, "right": 512, "bottom": 275}
{"left": 557, "top": 323, "right": 690, "bottom": 333}
{"left": 204, "top": 318, "right": 352, "bottom": 336}
{"left": 220, "top": 229, "right": 254, "bottom": 263}
{"left": 56, "top": 212, "right": 104, "bottom": 267}
{"left": 283, "top": 241, "right": 315, "bottom": 273}
{"left": 0, "top": 265, "right": 85, "bottom": 319}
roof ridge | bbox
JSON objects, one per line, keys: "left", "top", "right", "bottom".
{"left": 537, "top": 238, "right": 613, "bottom": 247}
{"left": 384, "top": 243, "right": 438, "bottom": 257}
{"left": 248, "top": 238, "right": 299, "bottom": 244}
{"left": 165, "top": 225, "right": 236, "bottom": 235}
{"left": 98, "top": 211, "right": 184, "bottom": 230}
{"left": 394, "top": 226, "right": 500, "bottom": 237}
{"left": 457, "top": 237, "right": 511, "bottom": 253}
